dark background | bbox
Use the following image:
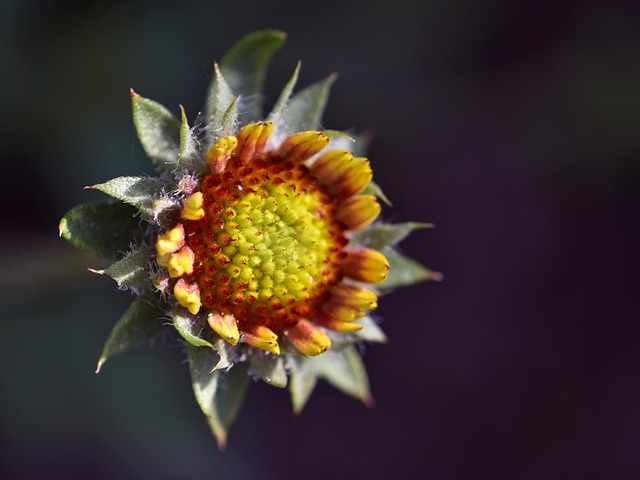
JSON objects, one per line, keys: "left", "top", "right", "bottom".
{"left": 2, "top": 0, "right": 640, "bottom": 478}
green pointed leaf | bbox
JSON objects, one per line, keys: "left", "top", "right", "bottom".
{"left": 352, "top": 316, "right": 388, "bottom": 344}
{"left": 212, "top": 339, "right": 235, "bottom": 371}
{"left": 177, "top": 106, "right": 202, "bottom": 172}
{"left": 205, "top": 63, "right": 237, "bottom": 135}
{"left": 314, "top": 346, "right": 372, "bottom": 405}
{"left": 288, "top": 356, "right": 319, "bottom": 414}
{"left": 279, "top": 74, "right": 336, "bottom": 137}
{"left": 250, "top": 353, "right": 287, "bottom": 388}
{"left": 382, "top": 248, "right": 442, "bottom": 289}
{"left": 220, "top": 30, "right": 287, "bottom": 120}
{"left": 131, "top": 90, "right": 180, "bottom": 173}
{"left": 220, "top": 96, "right": 239, "bottom": 137}
{"left": 89, "top": 176, "right": 164, "bottom": 218}
{"left": 172, "top": 310, "right": 214, "bottom": 348}
{"left": 96, "top": 293, "right": 165, "bottom": 373}
{"left": 59, "top": 201, "right": 143, "bottom": 260}
{"left": 352, "top": 222, "right": 433, "bottom": 250}
{"left": 362, "top": 180, "right": 391, "bottom": 206}
{"left": 188, "top": 346, "right": 250, "bottom": 449}
{"left": 90, "top": 246, "right": 149, "bottom": 290}
{"left": 268, "top": 62, "right": 300, "bottom": 123}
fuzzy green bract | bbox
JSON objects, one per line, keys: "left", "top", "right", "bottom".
{"left": 58, "top": 30, "right": 439, "bottom": 448}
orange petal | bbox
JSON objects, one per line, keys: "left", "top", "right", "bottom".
{"left": 343, "top": 248, "right": 390, "bottom": 284}
{"left": 243, "top": 325, "right": 280, "bottom": 355}
{"left": 206, "top": 135, "right": 238, "bottom": 173}
{"left": 285, "top": 319, "right": 332, "bottom": 356}
{"left": 155, "top": 224, "right": 185, "bottom": 256}
{"left": 330, "top": 283, "right": 378, "bottom": 310}
{"left": 174, "top": 278, "right": 201, "bottom": 314}
{"left": 336, "top": 194, "right": 381, "bottom": 231}
{"left": 314, "top": 315, "right": 364, "bottom": 333}
{"left": 235, "top": 122, "right": 274, "bottom": 164}
{"left": 321, "top": 302, "right": 367, "bottom": 322}
{"left": 311, "top": 151, "right": 372, "bottom": 198}
{"left": 207, "top": 312, "right": 240, "bottom": 345}
{"left": 279, "top": 131, "right": 330, "bottom": 164}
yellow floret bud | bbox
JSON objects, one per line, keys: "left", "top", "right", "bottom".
{"left": 207, "top": 312, "right": 240, "bottom": 345}
{"left": 167, "top": 246, "right": 195, "bottom": 277}
{"left": 284, "top": 319, "right": 332, "bottom": 356}
{"left": 155, "top": 224, "right": 185, "bottom": 256}
{"left": 174, "top": 279, "right": 201, "bottom": 314}
{"left": 181, "top": 192, "right": 205, "bottom": 221}
{"left": 243, "top": 325, "right": 280, "bottom": 355}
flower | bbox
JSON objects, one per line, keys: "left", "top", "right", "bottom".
{"left": 59, "top": 30, "right": 441, "bottom": 449}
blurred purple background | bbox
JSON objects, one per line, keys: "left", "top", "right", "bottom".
{"left": 2, "top": 0, "right": 640, "bottom": 478}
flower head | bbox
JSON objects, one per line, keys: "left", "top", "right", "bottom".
{"left": 59, "top": 31, "right": 440, "bottom": 448}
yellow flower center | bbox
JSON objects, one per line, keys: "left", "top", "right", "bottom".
{"left": 183, "top": 156, "right": 346, "bottom": 333}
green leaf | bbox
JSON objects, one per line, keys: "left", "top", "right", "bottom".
{"left": 177, "top": 105, "right": 202, "bottom": 172}
{"left": 314, "top": 346, "right": 372, "bottom": 406}
{"left": 131, "top": 90, "right": 180, "bottom": 173}
{"left": 59, "top": 201, "right": 143, "bottom": 260}
{"left": 362, "top": 180, "right": 391, "bottom": 206}
{"left": 249, "top": 353, "right": 287, "bottom": 388}
{"left": 382, "top": 248, "right": 442, "bottom": 289}
{"left": 188, "top": 347, "right": 250, "bottom": 449}
{"left": 288, "top": 356, "right": 319, "bottom": 415}
{"left": 205, "top": 63, "right": 237, "bottom": 136}
{"left": 352, "top": 222, "right": 433, "bottom": 250}
{"left": 352, "top": 316, "right": 388, "bottom": 344}
{"left": 172, "top": 310, "right": 214, "bottom": 348}
{"left": 268, "top": 62, "right": 300, "bottom": 123}
{"left": 211, "top": 339, "right": 235, "bottom": 371}
{"left": 96, "top": 292, "right": 165, "bottom": 373}
{"left": 89, "top": 246, "right": 149, "bottom": 290}
{"left": 89, "top": 176, "right": 164, "bottom": 218}
{"left": 278, "top": 74, "right": 336, "bottom": 137}
{"left": 220, "top": 30, "right": 287, "bottom": 121}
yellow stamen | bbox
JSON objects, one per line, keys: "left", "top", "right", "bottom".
{"left": 207, "top": 312, "right": 240, "bottom": 345}
{"left": 181, "top": 192, "right": 205, "bottom": 221}
{"left": 155, "top": 224, "right": 185, "bottom": 256}
{"left": 174, "top": 279, "right": 201, "bottom": 314}
{"left": 284, "top": 319, "right": 331, "bottom": 356}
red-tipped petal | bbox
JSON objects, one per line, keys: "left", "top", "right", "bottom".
{"left": 279, "top": 131, "right": 330, "bottom": 164}
{"left": 336, "top": 194, "right": 381, "bottom": 231}
{"left": 285, "top": 319, "right": 332, "bottom": 356}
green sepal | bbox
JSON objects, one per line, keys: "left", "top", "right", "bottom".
{"left": 350, "top": 316, "right": 388, "bottom": 344}
{"left": 382, "top": 248, "right": 442, "bottom": 289}
{"left": 172, "top": 310, "right": 214, "bottom": 348}
{"left": 205, "top": 63, "right": 237, "bottom": 136}
{"left": 278, "top": 74, "right": 336, "bottom": 137}
{"left": 249, "top": 352, "right": 287, "bottom": 388}
{"left": 362, "top": 180, "right": 391, "bottom": 206}
{"left": 220, "top": 30, "right": 287, "bottom": 121}
{"left": 89, "top": 176, "right": 164, "bottom": 218}
{"left": 353, "top": 222, "right": 433, "bottom": 250}
{"left": 211, "top": 339, "right": 235, "bottom": 371}
{"left": 59, "top": 201, "right": 143, "bottom": 260}
{"left": 91, "top": 246, "right": 149, "bottom": 290}
{"left": 177, "top": 106, "right": 202, "bottom": 172}
{"left": 188, "top": 346, "right": 250, "bottom": 449}
{"left": 314, "top": 345, "right": 373, "bottom": 406}
{"left": 220, "top": 96, "right": 239, "bottom": 137}
{"left": 288, "top": 356, "right": 319, "bottom": 415}
{"left": 268, "top": 62, "right": 300, "bottom": 123}
{"left": 95, "top": 292, "right": 165, "bottom": 373}
{"left": 131, "top": 90, "right": 180, "bottom": 174}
